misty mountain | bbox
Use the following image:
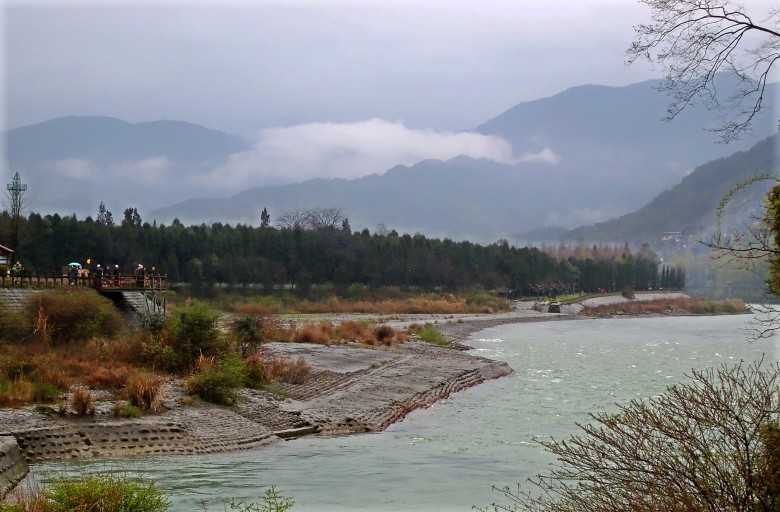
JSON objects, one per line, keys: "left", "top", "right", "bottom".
{"left": 476, "top": 75, "right": 779, "bottom": 223}
{"left": 149, "top": 156, "right": 564, "bottom": 238}
{"left": 557, "top": 133, "right": 779, "bottom": 245}
{"left": 5, "top": 116, "right": 250, "bottom": 215}
{"left": 5, "top": 76, "right": 778, "bottom": 240}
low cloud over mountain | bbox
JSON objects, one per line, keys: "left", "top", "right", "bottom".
{"left": 194, "top": 118, "right": 523, "bottom": 192}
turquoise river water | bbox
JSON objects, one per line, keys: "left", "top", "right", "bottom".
{"left": 32, "top": 314, "right": 780, "bottom": 511}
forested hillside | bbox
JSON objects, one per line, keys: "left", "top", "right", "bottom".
{"left": 564, "top": 133, "right": 779, "bottom": 243}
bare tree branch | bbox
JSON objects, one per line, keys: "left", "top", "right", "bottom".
{"left": 627, "top": 0, "right": 780, "bottom": 142}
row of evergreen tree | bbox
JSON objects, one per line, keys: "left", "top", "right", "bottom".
{"left": 0, "top": 211, "right": 684, "bottom": 296}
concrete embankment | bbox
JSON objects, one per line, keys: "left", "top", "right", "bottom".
{"left": 0, "top": 340, "right": 512, "bottom": 499}
{"left": 0, "top": 436, "right": 28, "bottom": 500}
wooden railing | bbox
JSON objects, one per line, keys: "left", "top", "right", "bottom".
{"left": 0, "top": 274, "right": 167, "bottom": 291}
{"left": 93, "top": 275, "right": 168, "bottom": 291}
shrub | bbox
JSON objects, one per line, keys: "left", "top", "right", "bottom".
{"left": 30, "top": 381, "right": 62, "bottom": 403}
{"left": 335, "top": 320, "right": 373, "bottom": 344}
{"left": 172, "top": 301, "right": 225, "bottom": 369}
{"left": 279, "top": 356, "right": 311, "bottom": 385}
{"left": 466, "top": 286, "right": 509, "bottom": 313}
{"left": 46, "top": 473, "right": 169, "bottom": 512}
{"left": 81, "top": 365, "right": 135, "bottom": 391}
{"left": 621, "top": 286, "right": 636, "bottom": 299}
{"left": 123, "top": 372, "right": 166, "bottom": 412}
{"left": 26, "top": 288, "right": 124, "bottom": 344}
{"left": 139, "top": 312, "right": 167, "bottom": 343}
{"left": 69, "top": 386, "right": 95, "bottom": 416}
{"left": 406, "top": 323, "right": 449, "bottom": 346}
{"left": 185, "top": 352, "right": 247, "bottom": 405}
{"left": 244, "top": 353, "right": 272, "bottom": 388}
{"left": 293, "top": 322, "right": 334, "bottom": 344}
{"left": 0, "top": 378, "right": 34, "bottom": 406}
{"left": 112, "top": 402, "right": 141, "bottom": 418}
{"left": 232, "top": 313, "right": 276, "bottom": 356}
{"left": 373, "top": 324, "right": 400, "bottom": 345}
{"left": 245, "top": 353, "right": 312, "bottom": 387}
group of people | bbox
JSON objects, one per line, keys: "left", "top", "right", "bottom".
{"left": 67, "top": 264, "right": 87, "bottom": 284}
{"left": 93, "top": 263, "right": 156, "bottom": 287}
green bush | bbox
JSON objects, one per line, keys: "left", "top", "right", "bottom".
{"left": 232, "top": 314, "right": 268, "bottom": 356}
{"left": 26, "top": 288, "right": 124, "bottom": 344}
{"left": 1, "top": 473, "right": 170, "bottom": 512}
{"left": 112, "top": 402, "right": 141, "bottom": 418}
{"left": 244, "top": 354, "right": 271, "bottom": 389}
{"left": 46, "top": 473, "right": 169, "bottom": 512}
{"left": 172, "top": 301, "right": 225, "bottom": 368}
{"left": 185, "top": 352, "right": 247, "bottom": 405}
{"left": 31, "top": 380, "right": 62, "bottom": 403}
{"left": 407, "top": 323, "right": 449, "bottom": 346}
{"left": 466, "top": 286, "right": 509, "bottom": 313}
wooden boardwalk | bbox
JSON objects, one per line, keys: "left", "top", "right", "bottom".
{"left": 0, "top": 274, "right": 167, "bottom": 292}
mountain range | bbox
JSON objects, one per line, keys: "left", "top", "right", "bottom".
{"left": 4, "top": 75, "right": 778, "bottom": 242}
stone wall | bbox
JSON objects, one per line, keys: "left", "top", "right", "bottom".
{"left": 0, "top": 436, "right": 28, "bottom": 500}
{"left": 0, "top": 288, "right": 41, "bottom": 313}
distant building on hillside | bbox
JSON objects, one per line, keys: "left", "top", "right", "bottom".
{"left": 661, "top": 231, "right": 683, "bottom": 242}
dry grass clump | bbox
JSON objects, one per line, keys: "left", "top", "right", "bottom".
{"left": 287, "top": 320, "right": 405, "bottom": 346}
{"left": 123, "top": 372, "right": 166, "bottom": 412}
{"left": 373, "top": 324, "right": 403, "bottom": 344}
{"left": 69, "top": 386, "right": 95, "bottom": 415}
{"left": 293, "top": 322, "right": 334, "bottom": 344}
{"left": 233, "top": 302, "right": 281, "bottom": 316}
{"left": 334, "top": 320, "right": 374, "bottom": 344}
{"left": 246, "top": 352, "right": 312, "bottom": 386}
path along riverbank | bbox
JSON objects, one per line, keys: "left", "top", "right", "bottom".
{"left": 0, "top": 292, "right": 687, "bottom": 499}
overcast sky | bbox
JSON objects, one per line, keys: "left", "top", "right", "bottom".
{"left": 4, "top": 0, "right": 667, "bottom": 134}
{"left": 3, "top": 0, "right": 778, "bottom": 192}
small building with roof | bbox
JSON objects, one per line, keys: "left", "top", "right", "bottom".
{"left": 0, "top": 244, "right": 14, "bottom": 274}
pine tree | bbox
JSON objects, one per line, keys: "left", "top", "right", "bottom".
{"left": 260, "top": 207, "right": 270, "bottom": 228}
{"left": 96, "top": 202, "right": 114, "bottom": 226}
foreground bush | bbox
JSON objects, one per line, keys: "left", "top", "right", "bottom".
{"left": 478, "top": 359, "right": 780, "bottom": 512}
{"left": 2, "top": 474, "right": 294, "bottom": 512}
{"left": 1, "top": 473, "right": 169, "bottom": 512}
{"left": 25, "top": 288, "right": 125, "bottom": 344}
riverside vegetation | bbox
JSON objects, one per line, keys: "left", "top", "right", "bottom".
{"left": 1, "top": 473, "right": 294, "bottom": 512}
{"left": 0, "top": 286, "right": 509, "bottom": 409}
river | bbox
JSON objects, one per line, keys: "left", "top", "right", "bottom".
{"left": 31, "top": 314, "right": 780, "bottom": 511}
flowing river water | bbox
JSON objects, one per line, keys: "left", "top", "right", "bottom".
{"left": 31, "top": 314, "right": 780, "bottom": 511}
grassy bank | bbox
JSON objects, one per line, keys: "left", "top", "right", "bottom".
{"left": 581, "top": 297, "right": 750, "bottom": 317}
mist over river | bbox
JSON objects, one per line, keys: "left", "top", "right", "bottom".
{"left": 32, "top": 314, "right": 780, "bottom": 511}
